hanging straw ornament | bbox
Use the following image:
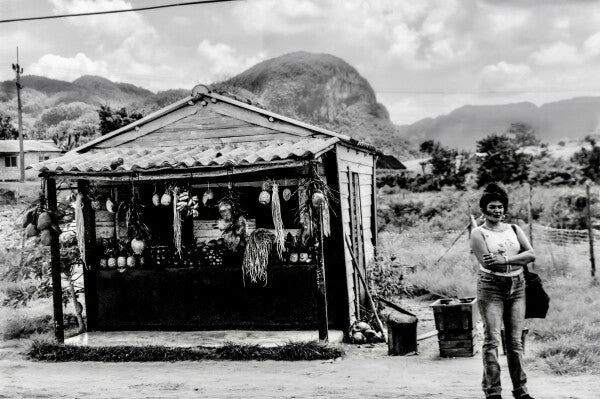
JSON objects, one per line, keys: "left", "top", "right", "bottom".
{"left": 242, "top": 229, "right": 275, "bottom": 285}
{"left": 271, "top": 183, "right": 285, "bottom": 259}
{"left": 172, "top": 186, "right": 182, "bottom": 257}
{"left": 321, "top": 199, "right": 331, "bottom": 237}
{"left": 75, "top": 193, "right": 87, "bottom": 268}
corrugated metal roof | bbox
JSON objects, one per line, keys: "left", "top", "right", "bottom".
{"left": 0, "top": 140, "right": 60, "bottom": 153}
{"left": 32, "top": 137, "right": 339, "bottom": 174}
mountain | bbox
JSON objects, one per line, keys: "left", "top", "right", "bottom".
{"left": 0, "top": 55, "right": 416, "bottom": 156}
{"left": 0, "top": 74, "right": 187, "bottom": 110}
{"left": 216, "top": 51, "right": 415, "bottom": 157}
{"left": 399, "top": 97, "right": 600, "bottom": 150}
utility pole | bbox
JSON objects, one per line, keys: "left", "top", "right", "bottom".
{"left": 12, "top": 47, "right": 25, "bottom": 182}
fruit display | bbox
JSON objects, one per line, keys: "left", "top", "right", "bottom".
{"left": 349, "top": 320, "right": 384, "bottom": 344}
{"left": 200, "top": 240, "right": 226, "bottom": 267}
{"left": 148, "top": 245, "right": 170, "bottom": 268}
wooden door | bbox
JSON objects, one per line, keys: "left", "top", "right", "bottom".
{"left": 347, "top": 169, "right": 366, "bottom": 318}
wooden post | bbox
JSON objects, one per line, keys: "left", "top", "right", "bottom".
{"left": 586, "top": 183, "right": 596, "bottom": 277}
{"left": 47, "top": 177, "right": 64, "bottom": 343}
{"left": 528, "top": 184, "right": 535, "bottom": 270}
{"left": 347, "top": 167, "right": 360, "bottom": 320}
{"left": 316, "top": 206, "right": 329, "bottom": 341}
{"left": 78, "top": 180, "right": 98, "bottom": 331}
{"left": 371, "top": 156, "right": 378, "bottom": 250}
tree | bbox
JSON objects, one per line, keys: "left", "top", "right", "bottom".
{"left": 572, "top": 135, "right": 600, "bottom": 182}
{"left": 0, "top": 112, "right": 18, "bottom": 139}
{"left": 508, "top": 122, "right": 540, "bottom": 147}
{"left": 98, "top": 105, "right": 143, "bottom": 135}
{"left": 48, "top": 115, "right": 99, "bottom": 151}
{"left": 418, "top": 140, "right": 471, "bottom": 190}
{"left": 476, "top": 134, "right": 532, "bottom": 186}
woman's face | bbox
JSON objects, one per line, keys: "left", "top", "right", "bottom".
{"left": 484, "top": 200, "right": 504, "bottom": 222}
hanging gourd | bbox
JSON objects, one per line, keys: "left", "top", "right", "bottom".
{"left": 161, "top": 191, "right": 172, "bottom": 206}
{"left": 282, "top": 188, "right": 292, "bottom": 202}
{"left": 311, "top": 189, "right": 325, "bottom": 207}
{"left": 25, "top": 223, "right": 38, "bottom": 238}
{"left": 21, "top": 208, "right": 35, "bottom": 228}
{"left": 106, "top": 197, "right": 116, "bottom": 213}
{"left": 258, "top": 190, "right": 270, "bottom": 205}
{"left": 202, "top": 184, "right": 214, "bottom": 206}
{"left": 131, "top": 237, "right": 146, "bottom": 255}
{"left": 37, "top": 211, "right": 52, "bottom": 230}
{"left": 40, "top": 229, "right": 53, "bottom": 246}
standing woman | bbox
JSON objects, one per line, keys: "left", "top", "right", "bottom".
{"left": 470, "top": 183, "right": 536, "bottom": 399}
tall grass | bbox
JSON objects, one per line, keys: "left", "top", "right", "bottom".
{"left": 376, "top": 215, "right": 600, "bottom": 375}
{"left": 527, "top": 275, "right": 600, "bottom": 374}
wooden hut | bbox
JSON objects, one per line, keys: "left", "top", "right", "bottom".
{"left": 32, "top": 85, "right": 378, "bottom": 342}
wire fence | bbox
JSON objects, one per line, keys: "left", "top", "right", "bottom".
{"left": 378, "top": 223, "right": 598, "bottom": 278}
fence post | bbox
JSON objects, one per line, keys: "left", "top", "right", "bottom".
{"left": 586, "top": 183, "right": 596, "bottom": 278}
{"left": 528, "top": 184, "right": 534, "bottom": 269}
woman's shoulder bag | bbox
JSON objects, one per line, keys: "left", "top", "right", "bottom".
{"left": 511, "top": 224, "right": 550, "bottom": 319}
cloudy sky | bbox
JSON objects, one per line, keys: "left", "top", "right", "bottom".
{"left": 2, "top": 0, "right": 600, "bottom": 125}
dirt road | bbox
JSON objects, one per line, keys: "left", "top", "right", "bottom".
{"left": 1, "top": 338, "right": 598, "bottom": 399}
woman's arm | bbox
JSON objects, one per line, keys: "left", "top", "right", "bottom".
{"left": 507, "top": 224, "right": 536, "bottom": 265}
{"left": 470, "top": 229, "right": 511, "bottom": 273}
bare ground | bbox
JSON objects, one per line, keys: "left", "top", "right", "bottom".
{"left": 1, "top": 332, "right": 599, "bottom": 399}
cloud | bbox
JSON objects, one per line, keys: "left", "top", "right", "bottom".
{"left": 233, "top": 0, "right": 324, "bottom": 34}
{"left": 49, "top": 0, "right": 142, "bottom": 37}
{"left": 197, "top": 40, "right": 267, "bottom": 80}
{"left": 173, "top": 16, "right": 191, "bottom": 26}
{"left": 388, "top": 24, "right": 420, "bottom": 62}
{"left": 28, "top": 53, "right": 108, "bottom": 81}
{"left": 531, "top": 42, "right": 579, "bottom": 65}
{"left": 479, "top": 61, "right": 541, "bottom": 90}
{"left": 583, "top": 32, "right": 600, "bottom": 57}
{"left": 487, "top": 8, "right": 530, "bottom": 32}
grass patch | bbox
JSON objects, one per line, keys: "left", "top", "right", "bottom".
{"left": 0, "top": 298, "right": 83, "bottom": 340}
{"left": 1, "top": 314, "right": 52, "bottom": 340}
{"left": 27, "top": 340, "right": 344, "bottom": 362}
{"left": 526, "top": 275, "right": 600, "bottom": 375}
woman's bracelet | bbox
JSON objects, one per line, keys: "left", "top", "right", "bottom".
{"left": 504, "top": 256, "right": 510, "bottom": 273}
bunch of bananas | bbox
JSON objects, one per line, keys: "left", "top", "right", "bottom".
{"left": 176, "top": 191, "right": 200, "bottom": 217}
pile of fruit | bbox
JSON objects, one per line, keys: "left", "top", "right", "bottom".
{"left": 198, "top": 239, "right": 226, "bottom": 267}
{"left": 349, "top": 320, "right": 384, "bottom": 344}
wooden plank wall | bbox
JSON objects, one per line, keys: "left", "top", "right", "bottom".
{"left": 335, "top": 144, "right": 375, "bottom": 326}
{"left": 95, "top": 187, "right": 129, "bottom": 241}
{"left": 96, "top": 103, "right": 321, "bottom": 148}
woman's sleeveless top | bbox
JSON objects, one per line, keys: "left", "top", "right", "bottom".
{"left": 478, "top": 224, "right": 523, "bottom": 277}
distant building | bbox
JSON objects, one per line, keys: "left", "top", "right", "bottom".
{"left": 376, "top": 154, "right": 406, "bottom": 170}
{"left": 400, "top": 156, "right": 432, "bottom": 175}
{"left": 0, "top": 140, "right": 61, "bottom": 181}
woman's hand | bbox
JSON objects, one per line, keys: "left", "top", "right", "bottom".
{"left": 482, "top": 253, "right": 506, "bottom": 269}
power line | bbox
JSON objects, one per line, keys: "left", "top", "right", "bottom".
{"left": 0, "top": 0, "right": 242, "bottom": 24}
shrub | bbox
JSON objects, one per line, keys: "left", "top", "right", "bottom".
{"left": 27, "top": 340, "right": 344, "bottom": 362}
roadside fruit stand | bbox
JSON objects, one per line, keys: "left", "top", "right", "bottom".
{"left": 31, "top": 85, "right": 379, "bottom": 343}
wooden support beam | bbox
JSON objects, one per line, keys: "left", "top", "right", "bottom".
{"left": 47, "top": 177, "right": 64, "bottom": 343}
{"left": 78, "top": 180, "right": 98, "bottom": 331}
{"left": 371, "top": 155, "right": 378, "bottom": 250}
{"left": 316, "top": 205, "right": 329, "bottom": 341}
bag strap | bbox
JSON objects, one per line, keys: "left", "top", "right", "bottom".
{"left": 511, "top": 224, "right": 530, "bottom": 275}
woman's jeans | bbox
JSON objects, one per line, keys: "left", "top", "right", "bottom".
{"left": 477, "top": 271, "right": 528, "bottom": 398}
